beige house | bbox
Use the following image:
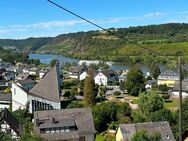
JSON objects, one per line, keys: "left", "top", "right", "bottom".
{"left": 34, "top": 108, "right": 96, "bottom": 141}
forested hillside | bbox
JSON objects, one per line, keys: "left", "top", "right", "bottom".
{"left": 1, "top": 23, "right": 188, "bottom": 62}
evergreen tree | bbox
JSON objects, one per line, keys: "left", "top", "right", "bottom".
{"left": 84, "top": 69, "right": 95, "bottom": 106}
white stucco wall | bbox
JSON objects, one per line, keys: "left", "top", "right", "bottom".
{"left": 39, "top": 72, "right": 46, "bottom": 79}
{"left": 171, "top": 91, "right": 188, "bottom": 98}
{"left": 94, "top": 73, "right": 107, "bottom": 86}
{"left": 79, "top": 72, "right": 87, "bottom": 81}
{"left": 0, "top": 101, "right": 11, "bottom": 110}
{"left": 11, "top": 82, "right": 28, "bottom": 111}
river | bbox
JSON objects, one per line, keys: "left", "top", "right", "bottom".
{"left": 29, "top": 53, "right": 150, "bottom": 72}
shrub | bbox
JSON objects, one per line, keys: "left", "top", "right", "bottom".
{"left": 114, "top": 91, "right": 121, "bottom": 96}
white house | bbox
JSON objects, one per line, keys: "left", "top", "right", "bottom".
{"left": 94, "top": 70, "right": 118, "bottom": 86}
{"left": 145, "top": 79, "right": 156, "bottom": 89}
{"left": 0, "top": 108, "right": 23, "bottom": 139}
{"left": 16, "top": 73, "right": 30, "bottom": 80}
{"left": 79, "top": 71, "right": 88, "bottom": 81}
{"left": 29, "top": 67, "right": 40, "bottom": 76}
{"left": 11, "top": 63, "right": 61, "bottom": 113}
{"left": 118, "top": 70, "right": 128, "bottom": 82}
{"left": 22, "top": 68, "right": 29, "bottom": 74}
{"left": 2, "top": 71, "right": 15, "bottom": 81}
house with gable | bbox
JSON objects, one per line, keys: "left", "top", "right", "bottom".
{"left": 29, "top": 67, "right": 40, "bottom": 76}
{"left": 79, "top": 71, "right": 88, "bottom": 81}
{"left": 94, "top": 69, "right": 118, "bottom": 86}
{"left": 2, "top": 71, "right": 15, "bottom": 81}
{"left": 157, "top": 70, "right": 179, "bottom": 87}
{"left": 0, "top": 108, "right": 23, "bottom": 139}
{"left": 11, "top": 63, "right": 61, "bottom": 113}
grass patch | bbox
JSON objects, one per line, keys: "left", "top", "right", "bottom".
{"left": 96, "top": 135, "right": 115, "bottom": 141}
{"left": 96, "top": 135, "right": 106, "bottom": 141}
{"left": 164, "top": 98, "right": 179, "bottom": 111}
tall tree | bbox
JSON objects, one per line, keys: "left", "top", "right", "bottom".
{"left": 149, "top": 63, "right": 161, "bottom": 80}
{"left": 49, "top": 59, "right": 58, "bottom": 67}
{"left": 84, "top": 69, "right": 95, "bottom": 106}
{"left": 138, "top": 91, "right": 164, "bottom": 116}
{"left": 132, "top": 130, "right": 161, "bottom": 141}
{"left": 125, "top": 66, "right": 145, "bottom": 96}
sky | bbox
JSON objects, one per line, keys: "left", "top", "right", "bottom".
{"left": 0, "top": 0, "right": 188, "bottom": 39}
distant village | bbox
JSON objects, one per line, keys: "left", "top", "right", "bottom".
{"left": 0, "top": 58, "right": 186, "bottom": 141}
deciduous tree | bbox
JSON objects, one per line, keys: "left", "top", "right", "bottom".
{"left": 125, "top": 67, "right": 145, "bottom": 96}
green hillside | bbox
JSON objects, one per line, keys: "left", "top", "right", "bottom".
{"left": 1, "top": 23, "right": 188, "bottom": 62}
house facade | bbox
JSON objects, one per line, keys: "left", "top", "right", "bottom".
{"left": 0, "top": 108, "right": 23, "bottom": 139}
{"left": 79, "top": 71, "right": 88, "bottom": 81}
{"left": 94, "top": 70, "right": 118, "bottom": 86}
{"left": 29, "top": 67, "right": 40, "bottom": 76}
{"left": 157, "top": 70, "right": 179, "bottom": 87}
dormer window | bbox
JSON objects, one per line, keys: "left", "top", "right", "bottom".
{"left": 165, "top": 134, "right": 170, "bottom": 139}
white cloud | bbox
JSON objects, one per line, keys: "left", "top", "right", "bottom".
{"left": 0, "top": 28, "right": 26, "bottom": 34}
{"left": 144, "top": 12, "right": 164, "bottom": 17}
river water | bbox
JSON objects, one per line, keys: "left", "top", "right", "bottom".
{"left": 29, "top": 53, "right": 151, "bottom": 72}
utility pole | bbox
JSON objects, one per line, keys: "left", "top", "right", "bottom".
{"left": 179, "top": 57, "right": 183, "bottom": 141}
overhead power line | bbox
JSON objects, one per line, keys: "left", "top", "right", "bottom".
{"left": 47, "top": 1, "right": 185, "bottom": 140}
{"left": 47, "top": 0, "right": 165, "bottom": 56}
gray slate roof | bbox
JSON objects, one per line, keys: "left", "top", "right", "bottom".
{"left": 0, "top": 93, "right": 12, "bottom": 101}
{"left": 29, "top": 63, "right": 60, "bottom": 102}
{"left": 95, "top": 69, "right": 118, "bottom": 78}
{"left": 173, "top": 80, "right": 188, "bottom": 92}
{"left": 119, "top": 121, "right": 175, "bottom": 141}
{"left": 158, "top": 70, "right": 179, "bottom": 80}
{"left": 34, "top": 108, "right": 95, "bottom": 140}
{"left": 16, "top": 79, "right": 35, "bottom": 85}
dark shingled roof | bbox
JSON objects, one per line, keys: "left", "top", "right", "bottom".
{"left": 29, "top": 63, "right": 60, "bottom": 102}
{"left": 119, "top": 121, "right": 175, "bottom": 141}
{"left": 16, "top": 79, "right": 35, "bottom": 85}
{"left": 34, "top": 108, "right": 95, "bottom": 140}
{"left": 95, "top": 69, "right": 118, "bottom": 78}
{"left": 0, "top": 93, "right": 12, "bottom": 101}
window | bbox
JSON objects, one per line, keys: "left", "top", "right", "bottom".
{"left": 55, "top": 127, "right": 60, "bottom": 133}
{"left": 165, "top": 134, "right": 170, "bottom": 139}
{"left": 14, "top": 88, "right": 16, "bottom": 95}
{"left": 46, "top": 128, "right": 50, "bottom": 133}
{"left": 79, "top": 136, "right": 85, "bottom": 141}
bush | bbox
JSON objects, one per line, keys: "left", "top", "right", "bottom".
{"left": 114, "top": 91, "right": 121, "bottom": 96}
{"left": 161, "top": 94, "right": 170, "bottom": 99}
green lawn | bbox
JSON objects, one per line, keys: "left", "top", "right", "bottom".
{"left": 164, "top": 98, "right": 179, "bottom": 111}
{"left": 96, "top": 135, "right": 115, "bottom": 141}
{"left": 96, "top": 135, "right": 106, "bottom": 141}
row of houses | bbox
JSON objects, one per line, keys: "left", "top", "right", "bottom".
{"left": 0, "top": 106, "right": 176, "bottom": 141}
